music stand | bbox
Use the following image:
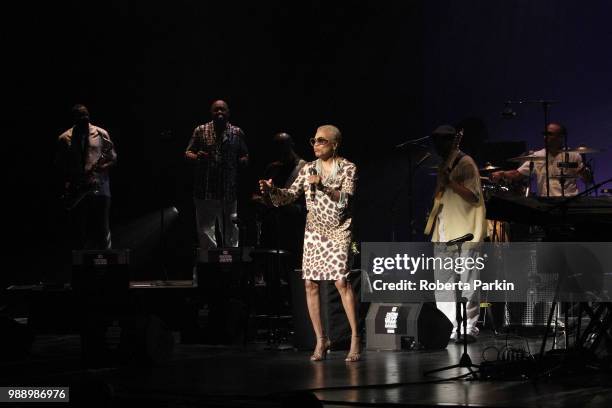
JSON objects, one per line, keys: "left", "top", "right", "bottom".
{"left": 425, "top": 237, "right": 480, "bottom": 379}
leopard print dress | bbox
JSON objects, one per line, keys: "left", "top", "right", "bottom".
{"left": 270, "top": 158, "right": 357, "bottom": 280}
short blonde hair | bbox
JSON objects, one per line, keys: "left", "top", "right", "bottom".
{"left": 317, "top": 125, "right": 342, "bottom": 146}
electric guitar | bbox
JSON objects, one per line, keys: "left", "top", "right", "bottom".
{"left": 423, "top": 129, "right": 464, "bottom": 236}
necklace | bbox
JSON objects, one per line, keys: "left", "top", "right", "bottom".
{"left": 316, "top": 158, "right": 338, "bottom": 182}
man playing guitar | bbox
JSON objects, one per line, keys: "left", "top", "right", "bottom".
{"left": 427, "top": 124, "right": 487, "bottom": 344}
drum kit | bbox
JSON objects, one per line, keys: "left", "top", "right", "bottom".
{"left": 426, "top": 143, "right": 604, "bottom": 202}
{"left": 428, "top": 145, "right": 602, "bottom": 181}
{"left": 480, "top": 145, "right": 604, "bottom": 198}
{"left": 479, "top": 162, "right": 515, "bottom": 199}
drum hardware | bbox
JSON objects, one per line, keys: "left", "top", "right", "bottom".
{"left": 557, "top": 162, "right": 579, "bottom": 169}
{"left": 562, "top": 146, "right": 604, "bottom": 154}
{"left": 480, "top": 162, "right": 501, "bottom": 172}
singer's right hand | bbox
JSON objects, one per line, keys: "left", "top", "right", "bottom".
{"left": 307, "top": 175, "right": 322, "bottom": 187}
{"left": 196, "top": 151, "right": 209, "bottom": 160}
{"left": 259, "top": 179, "right": 273, "bottom": 194}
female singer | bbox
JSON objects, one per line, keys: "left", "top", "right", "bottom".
{"left": 259, "top": 125, "right": 360, "bottom": 362}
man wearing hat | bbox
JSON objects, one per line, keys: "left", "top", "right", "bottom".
{"left": 429, "top": 124, "right": 487, "bottom": 343}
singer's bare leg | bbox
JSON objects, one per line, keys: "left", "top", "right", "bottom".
{"left": 335, "top": 277, "right": 361, "bottom": 361}
{"left": 305, "top": 279, "right": 328, "bottom": 360}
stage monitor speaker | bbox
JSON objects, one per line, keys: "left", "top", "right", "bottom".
{"left": 195, "top": 248, "right": 250, "bottom": 344}
{"left": 196, "top": 246, "right": 253, "bottom": 264}
{"left": 71, "top": 249, "right": 131, "bottom": 294}
{"left": 195, "top": 248, "right": 249, "bottom": 295}
{"left": 366, "top": 302, "right": 452, "bottom": 351}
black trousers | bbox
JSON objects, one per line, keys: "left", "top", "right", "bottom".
{"left": 71, "top": 195, "right": 111, "bottom": 249}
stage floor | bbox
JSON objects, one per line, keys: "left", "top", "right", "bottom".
{"left": 3, "top": 329, "right": 611, "bottom": 407}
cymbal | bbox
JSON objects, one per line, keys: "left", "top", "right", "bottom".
{"left": 480, "top": 162, "right": 500, "bottom": 172}
{"left": 563, "top": 146, "right": 604, "bottom": 154}
{"left": 507, "top": 154, "right": 545, "bottom": 163}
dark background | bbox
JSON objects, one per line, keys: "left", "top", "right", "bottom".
{"left": 4, "top": 1, "right": 611, "bottom": 288}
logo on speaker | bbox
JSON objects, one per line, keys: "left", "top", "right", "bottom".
{"left": 385, "top": 306, "right": 399, "bottom": 333}
{"left": 94, "top": 255, "right": 108, "bottom": 266}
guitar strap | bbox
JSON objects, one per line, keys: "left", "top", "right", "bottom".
{"left": 450, "top": 152, "right": 465, "bottom": 173}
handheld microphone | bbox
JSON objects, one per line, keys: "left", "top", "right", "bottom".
{"left": 309, "top": 167, "right": 317, "bottom": 201}
{"left": 446, "top": 233, "right": 474, "bottom": 246}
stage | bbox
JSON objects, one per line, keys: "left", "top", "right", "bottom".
{"left": 3, "top": 329, "right": 611, "bottom": 407}
{"left": 5, "top": 1, "right": 612, "bottom": 407}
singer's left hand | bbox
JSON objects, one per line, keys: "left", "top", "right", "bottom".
{"left": 307, "top": 175, "right": 322, "bottom": 188}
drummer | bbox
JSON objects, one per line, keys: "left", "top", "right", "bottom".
{"left": 490, "top": 123, "right": 592, "bottom": 197}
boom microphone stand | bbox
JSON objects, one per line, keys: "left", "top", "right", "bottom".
{"left": 158, "top": 130, "right": 173, "bottom": 282}
{"left": 392, "top": 137, "right": 431, "bottom": 241}
{"left": 425, "top": 233, "right": 480, "bottom": 379}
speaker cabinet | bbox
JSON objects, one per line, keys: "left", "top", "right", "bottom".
{"left": 366, "top": 302, "right": 452, "bottom": 350}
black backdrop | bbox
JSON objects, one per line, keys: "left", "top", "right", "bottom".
{"left": 5, "top": 1, "right": 612, "bottom": 288}
{"left": 4, "top": 1, "right": 424, "bottom": 286}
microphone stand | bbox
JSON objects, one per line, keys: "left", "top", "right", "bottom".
{"left": 504, "top": 99, "right": 557, "bottom": 197}
{"left": 560, "top": 126, "right": 570, "bottom": 198}
{"left": 542, "top": 101, "right": 552, "bottom": 197}
{"left": 525, "top": 160, "right": 535, "bottom": 197}
{"left": 395, "top": 135, "right": 430, "bottom": 149}
{"left": 158, "top": 130, "right": 172, "bottom": 282}
{"left": 584, "top": 157, "right": 596, "bottom": 197}
{"left": 391, "top": 142, "right": 430, "bottom": 242}
{"left": 425, "top": 235, "right": 479, "bottom": 379}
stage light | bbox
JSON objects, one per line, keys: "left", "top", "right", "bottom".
{"left": 112, "top": 206, "right": 180, "bottom": 250}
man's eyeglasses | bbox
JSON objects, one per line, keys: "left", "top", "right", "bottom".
{"left": 310, "top": 137, "right": 330, "bottom": 146}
